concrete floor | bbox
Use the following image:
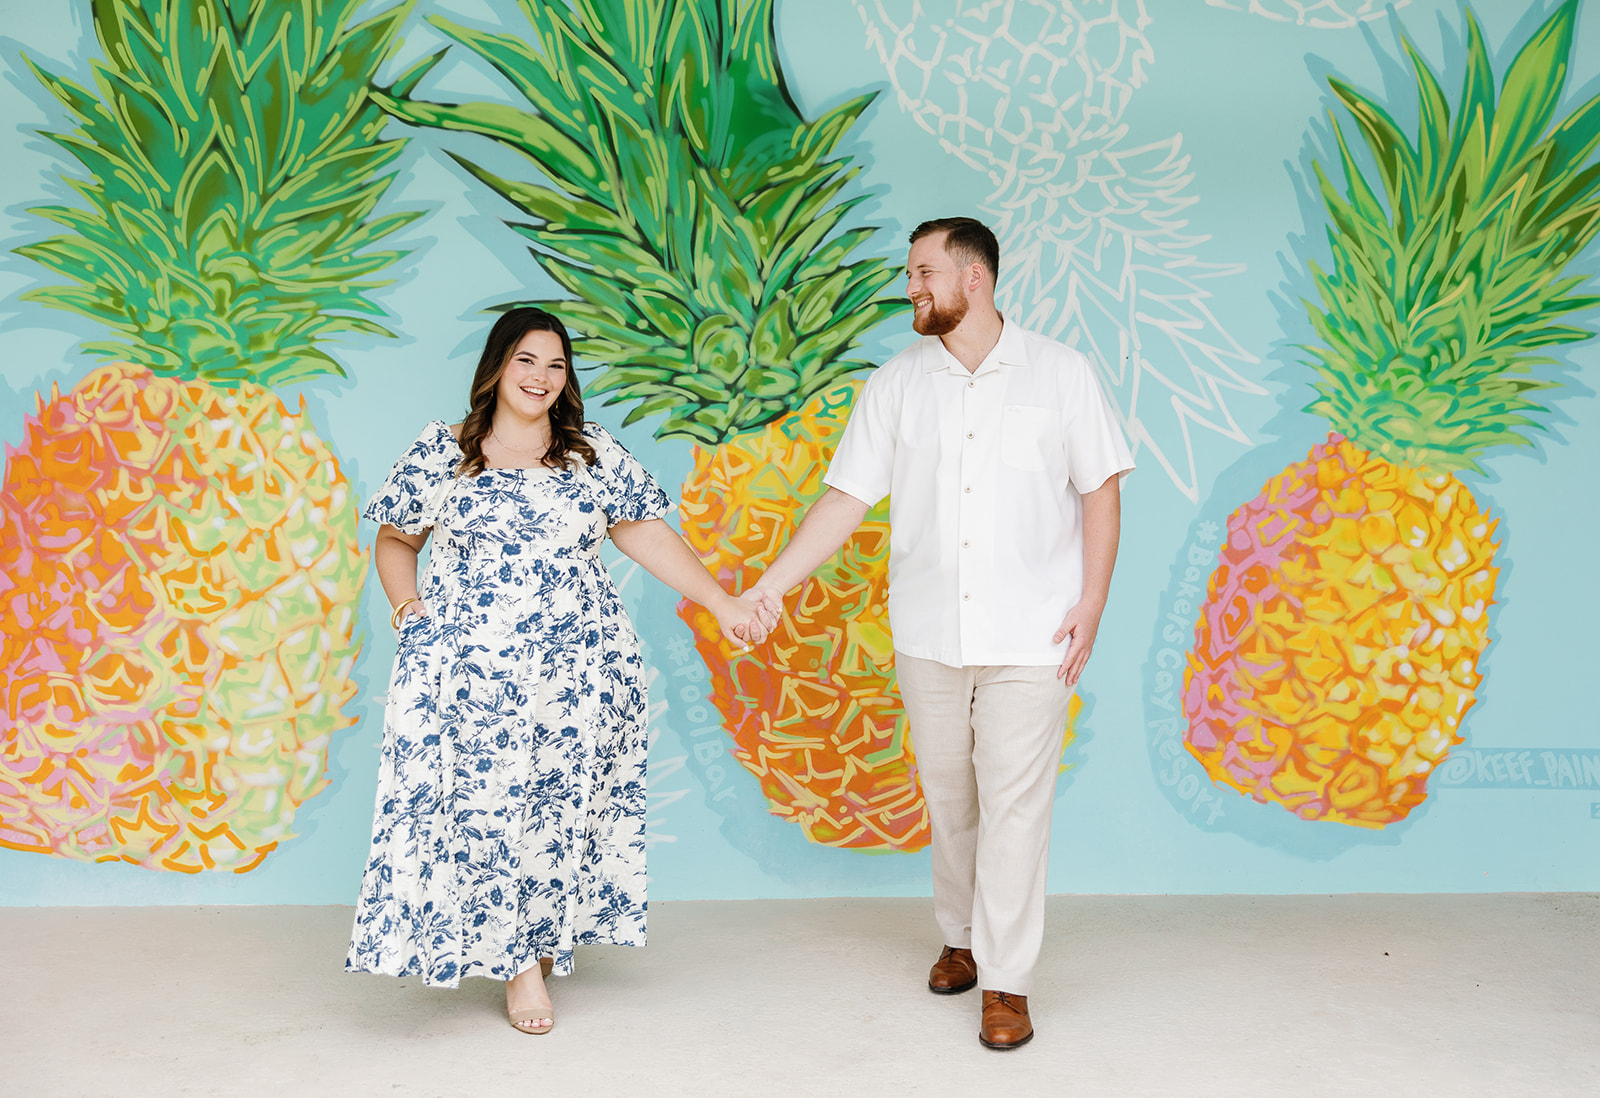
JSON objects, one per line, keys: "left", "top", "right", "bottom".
{"left": 2, "top": 894, "right": 1597, "bottom": 1097}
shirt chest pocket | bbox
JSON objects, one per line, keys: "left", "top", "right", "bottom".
{"left": 1000, "top": 405, "right": 1062, "bottom": 472}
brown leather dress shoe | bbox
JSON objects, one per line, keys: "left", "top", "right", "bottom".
{"left": 979, "top": 990, "right": 1033, "bottom": 1049}
{"left": 927, "top": 945, "right": 978, "bottom": 994}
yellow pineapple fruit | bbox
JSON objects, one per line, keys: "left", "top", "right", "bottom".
{"left": 0, "top": 0, "right": 421, "bottom": 870}
{"left": 1183, "top": 2, "right": 1599, "bottom": 825}
{"left": 1186, "top": 434, "right": 1495, "bottom": 824}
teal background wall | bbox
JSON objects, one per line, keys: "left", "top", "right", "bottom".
{"left": 2, "top": 0, "right": 1597, "bottom": 903}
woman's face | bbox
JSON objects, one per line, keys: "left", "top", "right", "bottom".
{"left": 496, "top": 328, "right": 568, "bottom": 424}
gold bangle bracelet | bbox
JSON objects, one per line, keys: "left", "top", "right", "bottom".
{"left": 390, "top": 597, "right": 421, "bottom": 630}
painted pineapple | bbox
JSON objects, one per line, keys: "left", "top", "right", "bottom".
{"left": 376, "top": 0, "right": 948, "bottom": 848}
{"left": 0, "top": 0, "right": 421, "bottom": 871}
{"left": 1184, "top": 1, "right": 1600, "bottom": 826}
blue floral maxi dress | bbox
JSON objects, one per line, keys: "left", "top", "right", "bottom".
{"left": 346, "top": 421, "right": 671, "bottom": 986}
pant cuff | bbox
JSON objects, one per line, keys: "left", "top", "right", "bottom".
{"left": 978, "top": 966, "right": 1034, "bottom": 996}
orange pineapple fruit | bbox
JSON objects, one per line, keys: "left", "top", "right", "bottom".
{"left": 0, "top": 0, "right": 420, "bottom": 870}
{"left": 1183, "top": 2, "right": 1600, "bottom": 826}
{"left": 676, "top": 376, "right": 914, "bottom": 845}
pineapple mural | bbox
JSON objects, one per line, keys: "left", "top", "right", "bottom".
{"left": 1183, "top": 1, "right": 1600, "bottom": 827}
{"left": 375, "top": 0, "right": 950, "bottom": 849}
{"left": 0, "top": 0, "right": 421, "bottom": 871}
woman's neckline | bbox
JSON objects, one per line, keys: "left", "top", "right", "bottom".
{"left": 435, "top": 419, "right": 565, "bottom": 473}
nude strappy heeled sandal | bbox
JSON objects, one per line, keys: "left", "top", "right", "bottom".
{"left": 508, "top": 1005, "right": 554, "bottom": 1035}
{"left": 506, "top": 958, "right": 557, "bottom": 1034}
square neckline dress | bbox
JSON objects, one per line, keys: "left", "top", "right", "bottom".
{"left": 346, "top": 421, "right": 671, "bottom": 986}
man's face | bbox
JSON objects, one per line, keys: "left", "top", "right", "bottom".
{"left": 906, "top": 232, "right": 970, "bottom": 336}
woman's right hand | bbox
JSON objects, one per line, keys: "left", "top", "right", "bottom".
{"left": 392, "top": 596, "right": 429, "bottom": 630}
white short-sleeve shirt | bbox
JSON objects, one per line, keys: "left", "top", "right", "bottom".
{"left": 823, "top": 321, "right": 1135, "bottom": 668}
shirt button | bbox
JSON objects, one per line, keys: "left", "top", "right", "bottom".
{"left": 963, "top": 593, "right": 971, "bottom": 600}
{"left": 968, "top": 381, "right": 975, "bottom": 388}
{"left": 964, "top": 486, "right": 972, "bottom": 493}
{"left": 966, "top": 432, "right": 974, "bottom": 439}
{"left": 962, "top": 540, "right": 970, "bottom": 548}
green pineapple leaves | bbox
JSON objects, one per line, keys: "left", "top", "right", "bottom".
{"left": 377, "top": 0, "right": 907, "bottom": 445}
{"left": 1305, "top": 0, "right": 1600, "bottom": 472}
{"left": 17, "top": 0, "right": 421, "bottom": 386}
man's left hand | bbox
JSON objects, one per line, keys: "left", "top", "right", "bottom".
{"left": 1053, "top": 601, "right": 1104, "bottom": 686}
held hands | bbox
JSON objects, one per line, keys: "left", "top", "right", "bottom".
{"left": 1053, "top": 599, "right": 1104, "bottom": 686}
{"left": 741, "top": 584, "right": 784, "bottom": 644}
{"left": 713, "top": 588, "right": 781, "bottom": 651}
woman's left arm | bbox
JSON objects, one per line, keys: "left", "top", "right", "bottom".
{"left": 608, "top": 518, "right": 775, "bottom": 648}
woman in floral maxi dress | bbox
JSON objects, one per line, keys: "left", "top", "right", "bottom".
{"left": 347, "top": 308, "right": 768, "bottom": 1033}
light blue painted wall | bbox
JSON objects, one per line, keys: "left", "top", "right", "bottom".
{"left": 2, "top": 0, "right": 1596, "bottom": 904}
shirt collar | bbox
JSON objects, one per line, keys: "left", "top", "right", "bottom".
{"left": 922, "top": 316, "right": 1028, "bottom": 375}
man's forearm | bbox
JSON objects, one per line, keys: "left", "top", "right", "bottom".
{"left": 1077, "top": 476, "right": 1121, "bottom": 611}
{"left": 754, "top": 487, "right": 871, "bottom": 597}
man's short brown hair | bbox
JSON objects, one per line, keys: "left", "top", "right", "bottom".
{"left": 909, "top": 217, "right": 999, "bottom": 283}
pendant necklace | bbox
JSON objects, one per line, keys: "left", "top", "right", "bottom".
{"left": 491, "top": 427, "right": 549, "bottom": 455}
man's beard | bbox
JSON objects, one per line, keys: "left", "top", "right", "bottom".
{"left": 912, "top": 292, "right": 968, "bottom": 336}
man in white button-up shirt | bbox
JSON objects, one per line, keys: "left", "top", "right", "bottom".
{"left": 745, "top": 217, "right": 1134, "bottom": 1050}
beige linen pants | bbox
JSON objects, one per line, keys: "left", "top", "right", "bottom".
{"left": 895, "top": 653, "right": 1077, "bottom": 996}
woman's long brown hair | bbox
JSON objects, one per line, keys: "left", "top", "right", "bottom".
{"left": 457, "top": 307, "right": 598, "bottom": 476}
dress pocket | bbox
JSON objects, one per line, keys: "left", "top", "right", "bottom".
{"left": 1000, "top": 405, "right": 1060, "bottom": 471}
{"left": 397, "top": 608, "right": 434, "bottom": 646}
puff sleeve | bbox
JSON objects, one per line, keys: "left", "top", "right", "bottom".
{"left": 582, "top": 423, "right": 673, "bottom": 526}
{"left": 363, "top": 421, "right": 460, "bottom": 535}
